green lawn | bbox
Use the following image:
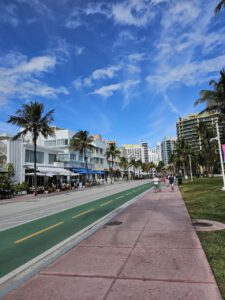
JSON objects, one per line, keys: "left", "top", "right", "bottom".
{"left": 180, "top": 178, "right": 225, "bottom": 298}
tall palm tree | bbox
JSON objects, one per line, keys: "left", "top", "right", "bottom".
{"left": 196, "top": 121, "right": 218, "bottom": 176}
{"left": 119, "top": 156, "right": 129, "bottom": 180}
{"left": 7, "top": 102, "right": 55, "bottom": 195}
{"left": 194, "top": 70, "right": 225, "bottom": 115}
{"left": 215, "top": 0, "right": 225, "bottom": 13}
{"left": 171, "top": 139, "right": 192, "bottom": 177}
{"left": 70, "top": 130, "right": 95, "bottom": 182}
{"left": 105, "top": 142, "right": 120, "bottom": 184}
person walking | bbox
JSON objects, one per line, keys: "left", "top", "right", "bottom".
{"left": 169, "top": 174, "right": 174, "bottom": 191}
{"left": 152, "top": 175, "right": 161, "bottom": 192}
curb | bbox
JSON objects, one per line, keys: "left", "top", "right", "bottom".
{"left": 0, "top": 187, "right": 151, "bottom": 298}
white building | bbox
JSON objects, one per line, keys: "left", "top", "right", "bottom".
{"left": 0, "top": 133, "right": 72, "bottom": 183}
{"left": 161, "top": 136, "right": 177, "bottom": 166}
{"left": 91, "top": 134, "right": 109, "bottom": 172}
{"left": 122, "top": 144, "right": 143, "bottom": 162}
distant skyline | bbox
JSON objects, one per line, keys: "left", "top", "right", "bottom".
{"left": 0, "top": 0, "right": 225, "bottom": 147}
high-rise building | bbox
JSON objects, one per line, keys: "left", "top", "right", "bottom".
{"left": 161, "top": 137, "right": 176, "bottom": 165}
{"left": 141, "top": 142, "right": 149, "bottom": 163}
{"left": 148, "top": 147, "right": 160, "bottom": 165}
{"left": 176, "top": 112, "right": 224, "bottom": 151}
{"left": 122, "top": 144, "right": 143, "bottom": 162}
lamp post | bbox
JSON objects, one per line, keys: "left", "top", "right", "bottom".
{"left": 188, "top": 154, "right": 193, "bottom": 182}
{"left": 214, "top": 121, "right": 225, "bottom": 191}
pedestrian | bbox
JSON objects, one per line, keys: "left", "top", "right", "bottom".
{"left": 152, "top": 175, "right": 161, "bottom": 192}
{"left": 169, "top": 174, "right": 174, "bottom": 191}
{"left": 162, "top": 175, "right": 167, "bottom": 186}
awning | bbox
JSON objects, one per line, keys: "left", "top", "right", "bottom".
{"left": 71, "top": 168, "right": 105, "bottom": 175}
{"left": 37, "top": 166, "right": 78, "bottom": 176}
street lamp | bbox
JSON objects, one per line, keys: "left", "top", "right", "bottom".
{"left": 210, "top": 120, "right": 225, "bottom": 191}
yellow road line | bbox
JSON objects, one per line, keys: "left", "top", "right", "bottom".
{"left": 14, "top": 222, "right": 64, "bottom": 244}
{"left": 72, "top": 208, "right": 95, "bottom": 219}
{"left": 100, "top": 200, "right": 113, "bottom": 207}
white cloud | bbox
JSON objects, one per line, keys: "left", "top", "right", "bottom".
{"left": 91, "top": 79, "right": 140, "bottom": 98}
{"left": 0, "top": 4, "right": 18, "bottom": 27}
{"left": 16, "top": 0, "right": 54, "bottom": 20}
{"left": 127, "top": 64, "right": 141, "bottom": 74}
{"left": 47, "top": 38, "right": 84, "bottom": 63}
{"left": 73, "top": 64, "right": 122, "bottom": 90}
{"left": 147, "top": 54, "right": 225, "bottom": 89}
{"left": 92, "top": 83, "right": 123, "bottom": 97}
{"left": 12, "top": 56, "right": 56, "bottom": 74}
{"left": 92, "top": 65, "right": 122, "bottom": 80}
{"left": 0, "top": 52, "right": 69, "bottom": 106}
{"left": 128, "top": 52, "right": 146, "bottom": 62}
{"left": 74, "top": 46, "right": 84, "bottom": 56}
{"left": 66, "top": 0, "right": 169, "bottom": 29}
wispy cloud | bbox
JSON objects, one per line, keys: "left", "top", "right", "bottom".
{"left": 147, "top": 53, "right": 225, "bottom": 89}
{"left": 145, "top": 0, "right": 224, "bottom": 114}
{"left": 16, "top": 0, "right": 54, "bottom": 20}
{"left": 0, "top": 52, "right": 69, "bottom": 106}
{"left": 47, "top": 37, "right": 84, "bottom": 63}
{"left": 91, "top": 79, "right": 140, "bottom": 98}
{"left": 66, "top": 0, "right": 168, "bottom": 29}
{"left": 0, "top": 4, "right": 18, "bottom": 27}
{"left": 73, "top": 64, "right": 122, "bottom": 89}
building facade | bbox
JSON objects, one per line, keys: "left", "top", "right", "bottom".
{"left": 0, "top": 134, "right": 68, "bottom": 183}
{"left": 141, "top": 142, "right": 149, "bottom": 163}
{"left": 161, "top": 137, "right": 176, "bottom": 165}
{"left": 176, "top": 112, "right": 224, "bottom": 152}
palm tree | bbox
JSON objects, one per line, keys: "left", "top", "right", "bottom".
{"left": 215, "top": 0, "right": 225, "bottom": 13}
{"left": 129, "top": 157, "right": 137, "bottom": 179}
{"left": 170, "top": 139, "right": 188, "bottom": 176}
{"left": 196, "top": 121, "right": 218, "bottom": 176}
{"left": 194, "top": 70, "right": 225, "bottom": 115}
{"left": 136, "top": 159, "right": 143, "bottom": 178}
{"left": 105, "top": 142, "right": 120, "bottom": 184}
{"left": 156, "top": 161, "right": 165, "bottom": 173}
{"left": 7, "top": 102, "right": 55, "bottom": 195}
{"left": 70, "top": 130, "right": 95, "bottom": 182}
{"left": 119, "top": 156, "right": 129, "bottom": 180}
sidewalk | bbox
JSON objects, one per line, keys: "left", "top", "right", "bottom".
{"left": 0, "top": 179, "right": 130, "bottom": 205}
{"left": 2, "top": 186, "right": 222, "bottom": 300}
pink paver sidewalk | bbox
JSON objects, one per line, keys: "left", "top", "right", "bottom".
{"left": 3, "top": 187, "right": 222, "bottom": 300}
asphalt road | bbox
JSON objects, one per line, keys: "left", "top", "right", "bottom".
{"left": 0, "top": 181, "right": 151, "bottom": 278}
{"left": 0, "top": 179, "right": 150, "bottom": 231}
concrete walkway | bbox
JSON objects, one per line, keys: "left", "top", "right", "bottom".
{"left": 2, "top": 186, "right": 222, "bottom": 299}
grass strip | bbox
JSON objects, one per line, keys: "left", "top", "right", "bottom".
{"left": 180, "top": 177, "right": 225, "bottom": 299}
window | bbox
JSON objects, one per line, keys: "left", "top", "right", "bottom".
{"left": 70, "top": 153, "right": 76, "bottom": 160}
{"left": 45, "top": 140, "right": 56, "bottom": 146}
{"left": 56, "top": 139, "right": 68, "bottom": 146}
{"left": 25, "top": 149, "right": 44, "bottom": 164}
{"left": 49, "top": 154, "right": 57, "bottom": 164}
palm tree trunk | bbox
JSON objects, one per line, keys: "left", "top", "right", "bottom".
{"left": 183, "top": 163, "right": 187, "bottom": 178}
{"left": 111, "top": 158, "right": 114, "bottom": 184}
{"left": 34, "top": 139, "right": 37, "bottom": 196}
{"left": 84, "top": 149, "right": 88, "bottom": 183}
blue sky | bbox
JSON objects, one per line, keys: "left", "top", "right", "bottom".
{"left": 0, "top": 0, "right": 225, "bottom": 147}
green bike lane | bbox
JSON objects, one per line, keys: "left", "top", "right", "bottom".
{"left": 0, "top": 182, "right": 151, "bottom": 278}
